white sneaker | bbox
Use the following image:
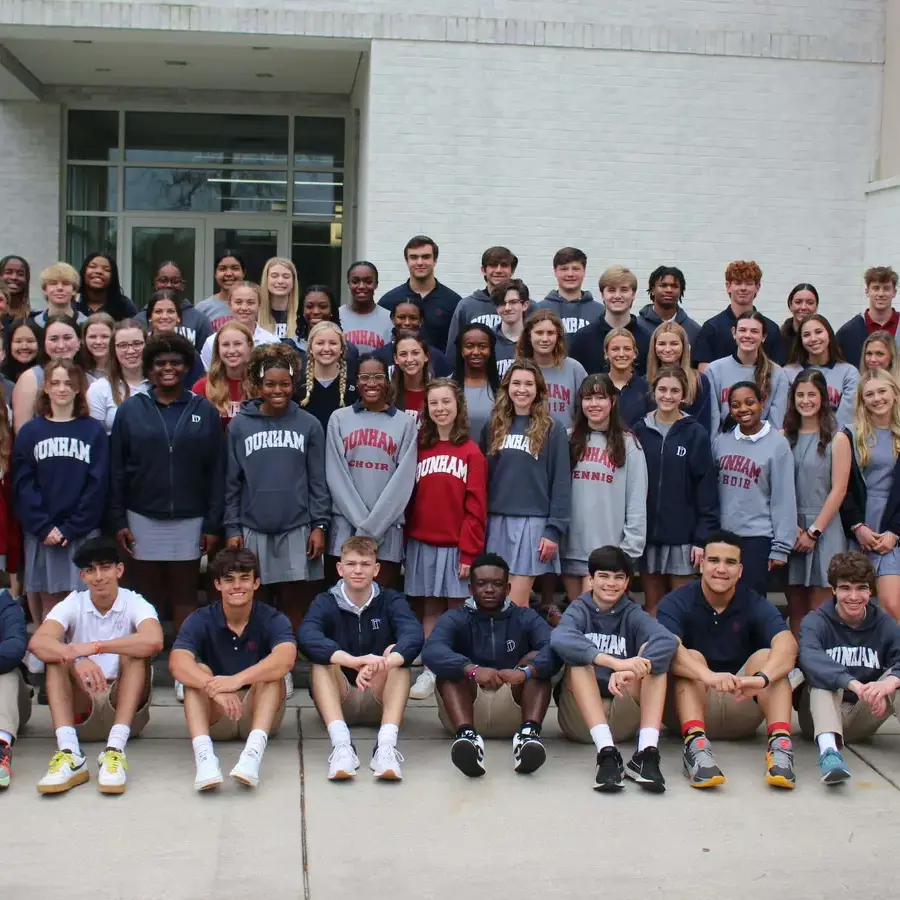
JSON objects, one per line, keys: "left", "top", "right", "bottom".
{"left": 409, "top": 668, "right": 436, "bottom": 700}
{"left": 370, "top": 744, "right": 404, "bottom": 781}
{"left": 194, "top": 752, "right": 224, "bottom": 792}
{"left": 451, "top": 732, "right": 486, "bottom": 778}
{"left": 37, "top": 750, "right": 90, "bottom": 794}
{"left": 97, "top": 749, "right": 129, "bottom": 794}
{"left": 327, "top": 743, "right": 360, "bottom": 781}
{"left": 230, "top": 749, "right": 262, "bottom": 788}
{"left": 283, "top": 671, "right": 294, "bottom": 700}
{"left": 174, "top": 681, "right": 185, "bottom": 703}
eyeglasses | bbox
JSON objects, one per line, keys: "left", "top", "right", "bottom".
{"left": 358, "top": 374, "right": 387, "bottom": 383}
{"left": 497, "top": 298, "right": 524, "bottom": 308}
{"left": 155, "top": 276, "right": 183, "bottom": 286}
{"left": 115, "top": 341, "right": 145, "bottom": 351}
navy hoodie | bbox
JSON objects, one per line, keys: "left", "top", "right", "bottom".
{"left": 568, "top": 315, "right": 651, "bottom": 376}
{"left": 835, "top": 312, "right": 900, "bottom": 371}
{"left": 632, "top": 413, "right": 720, "bottom": 547}
{"left": 422, "top": 598, "right": 559, "bottom": 679}
{"left": 799, "top": 597, "right": 900, "bottom": 693}
{"left": 109, "top": 388, "right": 225, "bottom": 534}
{"left": 13, "top": 416, "right": 108, "bottom": 541}
{"left": 298, "top": 583, "right": 424, "bottom": 684}
{"left": 0, "top": 589, "right": 27, "bottom": 675}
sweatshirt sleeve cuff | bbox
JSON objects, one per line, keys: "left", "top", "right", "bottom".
{"left": 769, "top": 549, "right": 789, "bottom": 563}
{"left": 543, "top": 525, "right": 561, "bottom": 544}
{"left": 836, "top": 672, "right": 853, "bottom": 689}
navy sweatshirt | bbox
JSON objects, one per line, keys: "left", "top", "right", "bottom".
{"left": 633, "top": 413, "right": 720, "bottom": 547}
{"left": 298, "top": 583, "right": 424, "bottom": 684}
{"left": 568, "top": 315, "right": 651, "bottom": 376}
{"left": 0, "top": 589, "right": 26, "bottom": 675}
{"left": 835, "top": 313, "right": 900, "bottom": 371}
{"left": 109, "top": 388, "right": 225, "bottom": 534}
{"left": 379, "top": 280, "right": 462, "bottom": 351}
{"left": 13, "top": 416, "right": 108, "bottom": 541}
{"left": 650, "top": 371, "right": 712, "bottom": 436}
{"left": 692, "top": 306, "right": 786, "bottom": 366}
{"left": 422, "top": 599, "right": 559, "bottom": 679}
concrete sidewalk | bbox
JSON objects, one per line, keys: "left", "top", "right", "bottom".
{"left": 3, "top": 699, "right": 898, "bottom": 900}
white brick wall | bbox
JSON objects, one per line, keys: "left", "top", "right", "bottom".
{"left": 360, "top": 39, "right": 880, "bottom": 328}
{"left": 864, "top": 180, "right": 900, "bottom": 269}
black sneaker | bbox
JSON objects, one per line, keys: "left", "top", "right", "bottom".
{"left": 682, "top": 734, "right": 726, "bottom": 788}
{"left": 625, "top": 746, "right": 666, "bottom": 793}
{"left": 451, "top": 732, "right": 485, "bottom": 778}
{"left": 512, "top": 727, "right": 546, "bottom": 774}
{"left": 593, "top": 746, "right": 625, "bottom": 792}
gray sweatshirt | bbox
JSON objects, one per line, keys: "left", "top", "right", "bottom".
{"left": 196, "top": 295, "right": 233, "bottom": 332}
{"left": 783, "top": 362, "right": 859, "bottom": 429}
{"left": 706, "top": 355, "right": 789, "bottom": 436}
{"left": 224, "top": 399, "right": 330, "bottom": 538}
{"left": 542, "top": 358, "right": 588, "bottom": 428}
{"left": 325, "top": 402, "right": 418, "bottom": 541}
{"left": 445, "top": 289, "right": 499, "bottom": 354}
{"left": 493, "top": 325, "right": 520, "bottom": 378}
{"left": 339, "top": 305, "right": 394, "bottom": 352}
{"left": 713, "top": 425, "right": 797, "bottom": 561}
{"left": 534, "top": 291, "right": 604, "bottom": 336}
{"left": 480, "top": 415, "right": 571, "bottom": 542}
{"left": 550, "top": 593, "right": 678, "bottom": 694}
{"left": 564, "top": 431, "right": 648, "bottom": 562}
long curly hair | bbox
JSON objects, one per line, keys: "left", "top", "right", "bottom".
{"left": 516, "top": 309, "right": 567, "bottom": 367}
{"left": 258, "top": 257, "right": 299, "bottom": 336}
{"left": 299, "top": 321, "right": 349, "bottom": 410}
{"left": 783, "top": 368, "right": 835, "bottom": 457}
{"left": 570, "top": 373, "right": 629, "bottom": 469}
{"left": 419, "top": 377, "right": 470, "bottom": 448}
{"left": 854, "top": 369, "right": 900, "bottom": 467}
{"left": 35, "top": 358, "right": 90, "bottom": 418}
{"left": 487, "top": 359, "right": 553, "bottom": 457}
{"left": 205, "top": 321, "right": 255, "bottom": 414}
{"left": 647, "top": 321, "right": 700, "bottom": 405}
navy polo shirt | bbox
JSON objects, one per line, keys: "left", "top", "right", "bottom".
{"left": 172, "top": 600, "right": 296, "bottom": 677}
{"left": 693, "top": 306, "right": 786, "bottom": 367}
{"left": 657, "top": 580, "right": 787, "bottom": 674}
{"left": 378, "top": 280, "right": 461, "bottom": 351}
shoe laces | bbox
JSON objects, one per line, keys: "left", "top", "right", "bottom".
{"left": 47, "top": 751, "right": 75, "bottom": 774}
{"left": 688, "top": 739, "right": 717, "bottom": 769}
{"left": 374, "top": 744, "right": 404, "bottom": 765}
{"left": 101, "top": 750, "right": 128, "bottom": 774}
{"left": 328, "top": 743, "right": 355, "bottom": 764}
{"left": 768, "top": 737, "right": 793, "bottom": 768}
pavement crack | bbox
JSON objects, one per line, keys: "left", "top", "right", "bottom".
{"left": 846, "top": 745, "right": 900, "bottom": 791}
{"left": 298, "top": 707, "right": 312, "bottom": 900}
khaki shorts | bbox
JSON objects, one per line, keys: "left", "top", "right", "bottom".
{"left": 799, "top": 677, "right": 899, "bottom": 744}
{"left": 340, "top": 682, "right": 384, "bottom": 727}
{"left": 436, "top": 682, "right": 522, "bottom": 738}
{"left": 664, "top": 662, "right": 765, "bottom": 740}
{"left": 209, "top": 686, "right": 286, "bottom": 741}
{"left": 556, "top": 678, "right": 642, "bottom": 744}
{"left": 0, "top": 669, "right": 32, "bottom": 739}
{"left": 77, "top": 680, "right": 152, "bottom": 742}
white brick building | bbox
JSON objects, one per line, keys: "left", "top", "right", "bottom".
{"left": 0, "top": 0, "right": 897, "bottom": 324}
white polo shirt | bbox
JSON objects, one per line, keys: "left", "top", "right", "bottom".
{"left": 45, "top": 588, "right": 159, "bottom": 679}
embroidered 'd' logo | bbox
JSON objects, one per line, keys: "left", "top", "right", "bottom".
{"left": 676, "top": 446, "right": 687, "bottom": 457}
{"left": 248, "top": 641, "right": 257, "bottom": 650}
{"left": 192, "top": 414, "right": 201, "bottom": 423}
{"left": 371, "top": 618, "right": 381, "bottom": 630}
{"left": 506, "top": 639, "right": 515, "bottom": 652}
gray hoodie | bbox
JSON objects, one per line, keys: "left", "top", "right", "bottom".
{"left": 713, "top": 424, "right": 797, "bottom": 561}
{"left": 542, "top": 358, "right": 588, "bottom": 427}
{"left": 224, "top": 399, "right": 330, "bottom": 538}
{"left": 550, "top": 593, "right": 678, "bottom": 694}
{"left": 534, "top": 290, "right": 604, "bottom": 336}
{"left": 564, "top": 431, "right": 648, "bottom": 562}
{"left": 706, "top": 355, "right": 790, "bottom": 436}
{"left": 493, "top": 324, "right": 520, "bottom": 378}
{"left": 783, "top": 362, "right": 859, "bottom": 429}
{"left": 635, "top": 303, "right": 701, "bottom": 346}
{"left": 325, "top": 402, "right": 418, "bottom": 541}
{"left": 446, "top": 288, "right": 538, "bottom": 355}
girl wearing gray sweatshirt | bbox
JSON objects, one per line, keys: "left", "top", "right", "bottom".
{"left": 783, "top": 313, "right": 859, "bottom": 429}
{"left": 325, "top": 355, "right": 418, "bottom": 587}
{"left": 706, "top": 311, "right": 789, "bottom": 437}
{"left": 562, "top": 374, "right": 648, "bottom": 602}
{"left": 713, "top": 381, "right": 797, "bottom": 597}
{"left": 516, "top": 310, "right": 588, "bottom": 428}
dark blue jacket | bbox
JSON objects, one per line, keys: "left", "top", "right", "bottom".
{"left": 840, "top": 425, "right": 900, "bottom": 539}
{"left": 298, "top": 584, "right": 424, "bottom": 681}
{"left": 650, "top": 372, "right": 712, "bottom": 435}
{"left": 379, "top": 280, "right": 462, "bottom": 351}
{"left": 632, "top": 414, "right": 720, "bottom": 546}
{"left": 0, "top": 589, "right": 26, "bottom": 675}
{"left": 422, "top": 600, "right": 560, "bottom": 680}
{"left": 618, "top": 375, "right": 652, "bottom": 427}
{"left": 835, "top": 313, "right": 893, "bottom": 371}
{"left": 693, "top": 306, "right": 786, "bottom": 366}
{"left": 109, "top": 388, "right": 225, "bottom": 534}
{"left": 372, "top": 338, "right": 453, "bottom": 378}
{"left": 568, "top": 315, "right": 651, "bottom": 377}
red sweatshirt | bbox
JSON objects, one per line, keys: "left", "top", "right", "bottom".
{"left": 0, "top": 441, "right": 20, "bottom": 573}
{"left": 406, "top": 439, "right": 488, "bottom": 565}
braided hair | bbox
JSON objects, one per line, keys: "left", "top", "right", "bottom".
{"left": 299, "top": 320, "right": 349, "bottom": 409}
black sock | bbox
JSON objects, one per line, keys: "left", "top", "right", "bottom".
{"left": 520, "top": 720, "right": 542, "bottom": 736}
{"left": 456, "top": 725, "right": 477, "bottom": 739}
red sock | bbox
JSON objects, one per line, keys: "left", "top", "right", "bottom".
{"left": 767, "top": 722, "right": 791, "bottom": 740}
{"left": 682, "top": 720, "right": 706, "bottom": 740}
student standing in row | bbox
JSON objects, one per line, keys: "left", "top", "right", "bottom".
{"left": 294, "top": 321, "right": 357, "bottom": 431}
{"left": 406, "top": 379, "right": 488, "bottom": 700}
{"left": 491, "top": 279, "right": 528, "bottom": 378}
{"left": 482, "top": 360, "right": 570, "bottom": 608}
{"left": 562, "top": 374, "right": 647, "bottom": 602}
{"left": 604, "top": 328, "right": 651, "bottom": 427}
{"left": 784, "top": 314, "right": 858, "bottom": 428}
{"left": 783, "top": 370, "right": 850, "bottom": 635}
{"left": 860, "top": 330, "right": 900, "bottom": 380}
{"left": 713, "top": 381, "right": 797, "bottom": 596}
{"left": 535, "top": 247, "right": 603, "bottom": 337}
{"left": 75, "top": 253, "right": 137, "bottom": 321}
{"left": 200, "top": 282, "right": 278, "bottom": 370}
{"left": 87, "top": 319, "right": 148, "bottom": 435}
{"left": 192, "top": 322, "right": 254, "bottom": 428}
{"left": 1, "top": 318, "right": 40, "bottom": 385}
{"left": 33, "top": 263, "right": 86, "bottom": 329}
{"left": 341, "top": 261, "right": 393, "bottom": 353}
{"left": 79, "top": 313, "right": 114, "bottom": 383}
{"left": 0, "top": 256, "right": 31, "bottom": 320}
{"left": 836, "top": 266, "right": 899, "bottom": 370}
{"left": 373, "top": 297, "right": 452, "bottom": 377}
{"left": 148, "top": 261, "right": 213, "bottom": 352}
{"left": 635, "top": 265, "right": 700, "bottom": 347}
{"left": 196, "top": 250, "right": 246, "bottom": 332}
{"left": 634, "top": 367, "right": 719, "bottom": 616}
{"left": 390, "top": 333, "right": 432, "bottom": 424}
{"left": 452, "top": 323, "right": 500, "bottom": 441}
{"left": 325, "top": 356, "right": 418, "bottom": 587}
{"left": 258, "top": 257, "right": 299, "bottom": 340}
{"left": 289, "top": 285, "right": 338, "bottom": 355}
{"left": 145, "top": 290, "right": 205, "bottom": 387}
{"left": 780, "top": 283, "right": 819, "bottom": 350}
{"left": 13, "top": 360, "right": 108, "bottom": 620}
{"left": 646, "top": 322, "right": 712, "bottom": 434}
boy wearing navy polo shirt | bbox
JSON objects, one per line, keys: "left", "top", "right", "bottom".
{"left": 657, "top": 530, "right": 798, "bottom": 789}
{"left": 170, "top": 548, "right": 297, "bottom": 792}
{"left": 299, "top": 536, "right": 423, "bottom": 783}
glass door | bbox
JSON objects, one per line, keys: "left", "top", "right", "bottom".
{"left": 123, "top": 218, "right": 207, "bottom": 310}
{"left": 205, "top": 219, "right": 288, "bottom": 288}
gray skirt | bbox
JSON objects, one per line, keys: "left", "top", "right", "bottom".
{"left": 404, "top": 539, "right": 469, "bottom": 599}
{"left": 25, "top": 531, "right": 98, "bottom": 594}
{"left": 243, "top": 526, "right": 324, "bottom": 585}
{"left": 127, "top": 511, "right": 203, "bottom": 562}
{"left": 790, "top": 516, "right": 847, "bottom": 587}
{"left": 641, "top": 544, "right": 695, "bottom": 576}
{"left": 327, "top": 514, "right": 405, "bottom": 563}
{"left": 561, "top": 558, "right": 588, "bottom": 577}
{"left": 486, "top": 515, "right": 560, "bottom": 577}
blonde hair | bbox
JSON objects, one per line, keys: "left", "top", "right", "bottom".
{"left": 647, "top": 321, "right": 700, "bottom": 405}
{"left": 854, "top": 369, "right": 900, "bottom": 467}
{"left": 205, "top": 321, "right": 254, "bottom": 414}
{"left": 603, "top": 327, "right": 638, "bottom": 376}
{"left": 258, "top": 257, "right": 299, "bottom": 335}
{"left": 487, "top": 359, "right": 553, "bottom": 457}
{"left": 860, "top": 330, "right": 900, "bottom": 380}
{"left": 598, "top": 265, "right": 637, "bottom": 293}
{"left": 300, "top": 321, "right": 348, "bottom": 410}
{"left": 40, "top": 261, "right": 79, "bottom": 290}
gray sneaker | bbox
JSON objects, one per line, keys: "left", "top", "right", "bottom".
{"left": 683, "top": 735, "right": 726, "bottom": 788}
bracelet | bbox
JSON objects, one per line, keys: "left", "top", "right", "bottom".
{"left": 753, "top": 671, "right": 770, "bottom": 689}
{"left": 466, "top": 666, "right": 479, "bottom": 680}
{"left": 517, "top": 665, "right": 532, "bottom": 681}
{"left": 92, "top": 641, "right": 102, "bottom": 656}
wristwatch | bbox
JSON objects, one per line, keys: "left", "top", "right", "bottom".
{"left": 516, "top": 665, "right": 532, "bottom": 681}
{"left": 807, "top": 527, "right": 822, "bottom": 541}
{"left": 753, "top": 671, "right": 770, "bottom": 689}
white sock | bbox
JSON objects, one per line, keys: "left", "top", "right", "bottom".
{"left": 0, "top": 729, "right": 13, "bottom": 745}
{"left": 327, "top": 719, "right": 352, "bottom": 748}
{"left": 244, "top": 729, "right": 268, "bottom": 760}
{"left": 192, "top": 734, "right": 214, "bottom": 766}
{"left": 589, "top": 724, "right": 614, "bottom": 751}
{"left": 377, "top": 723, "right": 399, "bottom": 748}
{"left": 106, "top": 724, "right": 131, "bottom": 752}
{"left": 816, "top": 732, "right": 839, "bottom": 753}
{"left": 56, "top": 726, "right": 81, "bottom": 757}
{"left": 638, "top": 727, "right": 660, "bottom": 752}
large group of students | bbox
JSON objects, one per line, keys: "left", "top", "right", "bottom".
{"left": 0, "top": 242, "right": 897, "bottom": 798}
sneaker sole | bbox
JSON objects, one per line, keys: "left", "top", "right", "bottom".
{"left": 685, "top": 772, "right": 726, "bottom": 789}
{"left": 372, "top": 769, "right": 402, "bottom": 781}
{"left": 624, "top": 766, "right": 666, "bottom": 793}
{"left": 37, "top": 769, "right": 90, "bottom": 794}
{"left": 194, "top": 776, "right": 224, "bottom": 792}
{"left": 822, "top": 769, "right": 851, "bottom": 785}
{"left": 765, "top": 773, "right": 796, "bottom": 789}
{"left": 593, "top": 779, "right": 625, "bottom": 793}
{"left": 451, "top": 742, "right": 485, "bottom": 778}
{"left": 514, "top": 742, "right": 546, "bottom": 775}
{"left": 231, "top": 772, "right": 259, "bottom": 788}
{"left": 408, "top": 687, "right": 435, "bottom": 700}
{"left": 328, "top": 769, "right": 358, "bottom": 781}
{"left": 98, "top": 781, "right": 127, "bottom": 795}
